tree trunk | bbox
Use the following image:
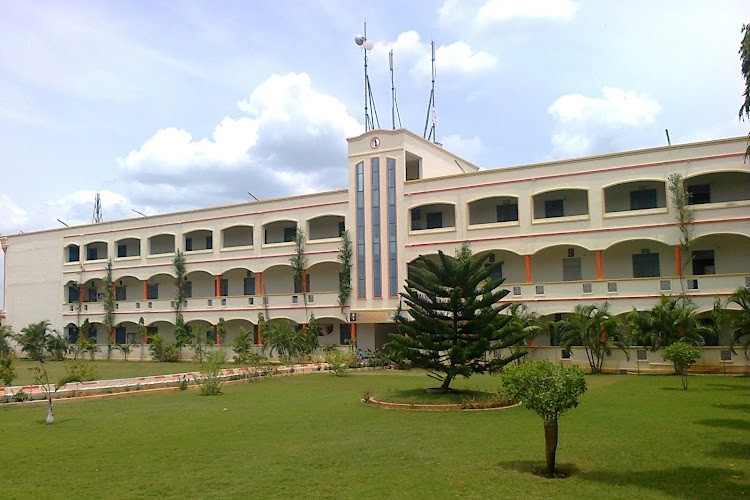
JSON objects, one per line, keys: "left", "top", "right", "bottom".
{"left": 46, "top": 399, "right": 55, "bottom": 424}
{"left": 543, "top": 419, "right": 558, "bottom": 478}
{"left": 440, "top": 373, "right": 454, "bottom": 392}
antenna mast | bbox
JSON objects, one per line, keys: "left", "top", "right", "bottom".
{"left": 422, "top": 41, "right": 437, "bottom": 143}
{"left": 92, "top": 193, "right": 103, "bottom": 223}
{"left": 355, "top": 23, "right": 379, "bottom": 131}
{"left": 389, "top": 49, "right": 402, "bottom": 130}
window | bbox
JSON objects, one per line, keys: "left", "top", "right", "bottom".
{"left": 206, "top": 235, "right": 213, "bottom": 250}
{"left": 688, "top": 184, "right": 711, "bottom": 204}
{"left": 356, "top": 162, "right": 366, "bottom": 298}
{"left": 563, "top": 258, "right": 582, "bottom": 281}
{"left": 67, "top": 285, "right": 80, "bottom": 303}
{"left": 184, "top": 281, "right": 192, "bottom": 298}
{"left": 486, "top": 263, "right": 503, "bottom": 282}
{"left": 115, "top": 327, "right": 127, "bottom": 345}
{"left": 68, "top": 245, "right": 80, "bottom": 262}
{"left": 115, "top": 286, "right": 127, "bottom": 301}
{"left": 387, "top": 158, "right": 398, "bottom": 296}
{"left": 339, "top": 323, "right": 352, "bottom": 345}
{"left": 185, "top": 237, "right": 193, "bottom": 251}
{"left": 88, "top": 287, "right": 98, "bottom": 302}
{"left": 220, "top": 279, "right": 229, "bottom": 297}
{"left": 244, "top": 277, "right": 256, "bottom": 295}
{"left": 425, "top": 212, "right": 443, "bottom": 229}
{"left": 147, "top": 284, "right": 159, "bottom": 300}
{"left": 117, "top": 244, "right": 127, "bottom": 258}
{"left": 87, "top": 246, "right": 99, "bottom": 260}
{"left": 283, "top": 227, "right": 296, "bottom": 242}
{"left": 338, "top": 221, "right": 346, "bottom": 237}
{"left": 630, "top": 189, "right": 657, "bottom": 210}
{"left": 496, "top": 203, "right": 519, "bottom": 222}
{"left": 545, "top": 199, "right": 564, "bottom": 218}
{"left": 372, "top": 158, "right": 381, "bottom": 297}
{"left": 632, "top": 253, "right": 660, "bottom": 278}
{"left": 692, "top": 250, "right": 715, "bottom": 275}
{"left": 410, "top": 207, "right": 421, "bottom": 230}
{"left": 67, "top": 325, "right": 80, "bottom": 344}
{"left": 293, "top": 274, "right": 310, "bottom": 294}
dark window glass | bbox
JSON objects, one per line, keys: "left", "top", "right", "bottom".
{"left": 220, "top": 279, "right": 229, "bottom": 297}
{"left": 496, "top": 203, "right": 519, "bottom": 222}
{"left": 117, "top": 244, "right": 127, "bottom": 258}
{"left": 630, "top": 189, "right": 657, "bottom": 210}
{"left": 687, "top": 184, "right": 711, "bottom": 204}
{"left": 426, "top": 212, "right": 443, "bottom": 229}
{"left": 87, "top": 246, "right": 98, "bottom": 260}
{"left": 244, "top": 277, "right": 256, "bottom": 295}
{"left": 387, "top": 158, "right": 397, "bottom": 296}
{"left": 68, "top": 326, "right": 80, "bottom": 344}
{"left": 544, "top": 199, "right": 564, "bottom": 218}
{"left": 68, "top": 245, "right": 80, "bottom": 262}
{"left": 206, "top": 235, "right": 213, "bottom": 250}
{"left": 372, "top": 158, "right": 381, "bottom": 297}
{"left": 563, "top": 258, "right": 582, "bottom": 281}
{"left": 147, "top": 284, "right": 159, "bottom": 300}
{"left": 88, "top": 287, "right": 98, "bottom": 302}
{"left": 356, "top": 162, "right": 366, "bottom": 298}
{"left": 183, "top": 281, "right": 192, "bottom": 298}
{"left": 185, "top": 237, "right": 193, "bottom": 251}
{"left": 115, "top": 286, "right": 127, "bottom": 301}
{"left": 339, "top": 323, "right": 352, "bottom": 345}
{"left": 632, "top": 253, "right": 660, "bottom": 278}
{"left": 283, "top": 227, "right": 296, "bottom": 242}
{"left": 411, "top": 207, "right": 421, "bottom": 230}
{"left": 115, "top": 327, "right": 127, "bottom": 345}
{"left": 338, "top": 221, "right": 346, "bottom": 237}
{"left": 68, "top": 285, "right": 80, "bottom": 303}
{"left": 692, "top": 250, "right": 715, "bottom": 275}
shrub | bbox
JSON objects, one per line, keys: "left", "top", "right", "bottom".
{"left": 64, "top": 360, "right": 98, "bottom": 382}
{"left": 13, "top": 389, "right": 29, "bottom": 402}
{"left": 149, "top": 333, "right": 179, "bottom": 362}
{"left": 194, "top": 350, "right": 227, "bottom": 396}
{"left": 0, "top": 356, "right": 15, "bottom": 386}
{"left": 323, "top": 347, "right": 357, "bottom": 376}
{"left": 662, "top": 342, "right": 702, "bottom": 389}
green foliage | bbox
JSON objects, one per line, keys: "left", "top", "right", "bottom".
{"left": 628, "top": 296, "right": 707, "bottom": 351}
{"left": 323, "top": 346, "right": 357, "bottom": 376}
{"left": 0, "top": 323, "right": 14, "bottom": 357}
{"left": 172, "top": 250, "right": 187, "bottom": 308}
{"left": 102, "top": 259, "right": 116, "bottom": 358}
{"left": 728, "top": 286, "right": 750, "bottom": 358}
{"left": 501, "top": 361, "right": 587, "bottom": 478}
{"left": 64, "top": 360, "right": 98, "bottom": 382}
{"left": 387, "top": 244, "right": 528, "bottom": 392}
{"left": 174, "top": 314, "right": 191, "bottom": 357}
{"left": 13, "top": 389, "right": 28, "bottom": 402}
{"left": 502, "top": 361, "right": 587, "bottom": 422}
{"left": 337, "top": 230, "right": 353, "bottom": 310}
{"left": 148, "top": 333, "right": 179, "bottom": 363}
{"left": 232, "top": 327, "right": 257, "bottom": 363}
{"left": 194, "top": 350, "right": 227, "bottom": 396}
{"left": 502, "top": 304, "right": 540, "bottom": 361}
{"left": 560, "top": 303, "right": 628, "bottom": 373}
{"left": 290, "top": 228, "right": 308, "bottom": 292}
{"left": 116, "top": 343, "right": 132, "bottom": 361}
{"left": 262, "top": 320, "right": 317, "bottom": 363}
{"left": 16, "top": 320, "right": 57, "bottom": 361}
{"left": 0, "top": 356, "right": 15, "bottom": 386}
{"left": 740, "top": 23, "right": 750, "bottom": 158}
{"left": 662, "top": 342, "right": 702, "bottom": 390}
{"left": 667, "top": 173, "right": 694, "bottom": 264}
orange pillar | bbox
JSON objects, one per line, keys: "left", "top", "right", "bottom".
{"left": 256, "top": 272, "right": 263, "bottom": 295}
{"left": 79, "top": 286, "right": 85, "bottom": 303}
{"left": 142, "top": 281, "right": 148, "bottom": 300}
{"left": 524, "top": 255, "right": 532, "bottom": 283}
{"left": 215, "top": 275, "right": 221, "bottom": 297}
{"left": 216, "top": 326, "right": 222, "bottom": 346}
{"left": 256, "top": 323, "right": 263, "bottom": 346}
{"left": 595, "top": 250, "right": 603, "bottom": 280}
{"left": 674, "top": 246, "right": 683, "bottom": 277}
{"left": 351, "top": 323, "right": 357, "bottom": 346}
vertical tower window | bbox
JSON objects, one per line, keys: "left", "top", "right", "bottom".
{"left": 372, "top": 158, "right": 381, "bottom": 297}
{"left": 356, "top": 162, "right": 366, "bottom": 298}
{"left": 387, "top": 158, "right": 398, "bottom": 297}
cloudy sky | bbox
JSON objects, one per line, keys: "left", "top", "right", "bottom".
{"left": 0, "top": 1, "right": 748, "bottom": 284}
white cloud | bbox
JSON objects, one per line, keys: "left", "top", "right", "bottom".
{"left": 371, "top": 31, "right": 497, "bottom": 79}
{"left": 439, "top": 134, "right": 484, "bottom": 163}
{"left": 475, "top": 0, "right": 580, "bottom": 26}
{"left": 0, "top": 194, "right": 28, "bottom": 234}
{"left": 547, "top": 87, "right": 661, "bottom": 157}
{"left": 437, "top": 0, "right": 471, "bottom": 26}
{"left": 117, "top": 73, "right": 362, "bottom": 210}
{"left": 48, "top": 190, "right": 132, "bottom": 227}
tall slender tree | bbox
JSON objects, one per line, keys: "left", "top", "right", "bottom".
{"left": 740, "top": 22, "right": 750, "bottom": 158}
{"left": 102, "top": 259, "right": 116, "bottom": 359}
{"left": 290, "top": 228, "right": 308, "bottom": 319}
{"left": 172, "top": 251, "right": 190, "bottom": 360}
{"left": 337, "top": 230, "right": 353, "bottom": 313}
{"left": 388, "top": 244, "right": 528, "bottom": 392}
{"left": 560, "top": 303, "right": 628, "bottom": 374}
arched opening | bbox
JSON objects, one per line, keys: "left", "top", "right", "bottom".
{"left": 84, "top": 241, "right": 108, "bottom": 261}
{"left": 603, "top": 239, "right": 673, "bottom": 280}
{"left": 222, "top": 225, "right": 254, "bottom": 249}
{"left": 603, "top": 180, "right": 667, "bottom": 213}
{"left": 184, "top": 229, "right": 213, "bottom": 252}
{"left": 148, "top": 234, "right": 175, "bottom": 255}
{"left": 64, "top": 244, "right": 80, "bottom": 263}
{"left": 468, "top": 196, "right": 519, "bottom": 225}
{"left": 531, "top": 245, "right": 595, "bottom": 282}
{"left": 115, "top": 237, "right": 141, "bottom": 258}
{"left": 685, "top": 171, "right": 750, "bottom": 205}
{"left": 263, "top": 220, "right": 297, "bottom": 245}
{"left": 308, "top": 215, "right": 346, "bottom": 241}
{"left": 409, "top": 203, "right": 455, "bottom": 231}
{"left": 532, "top": 189, "right": 589, "bottom": 220}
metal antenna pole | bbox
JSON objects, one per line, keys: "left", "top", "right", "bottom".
{"left": 92, "top": 193, "right": 103, "bottom": 223}
{"left": 363, "top": 23, "right": 370, "bottom": 131}
{"left": 422, "top": 41, "right": 436, "bottom": 142}
{"left": 390, "top": 49, "right": 395, "bottom": 129}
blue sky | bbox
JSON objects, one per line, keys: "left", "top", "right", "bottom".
{"left": 0, "top": 1, "right": 747, "bottom": 233}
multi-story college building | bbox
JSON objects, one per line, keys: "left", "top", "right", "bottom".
{"left": 2, "top": 129, "right": 749, "bottom": 369}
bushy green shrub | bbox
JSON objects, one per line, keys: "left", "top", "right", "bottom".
{"left": 0, "top": 356, "right": 15, "bottom": 386}
{"left": 662, "top": 342, "right": 702, "bottom": 389}
{"left": 64, "top": 360, "right": 98, "bottom": 382}
{"left": 323, "top": 347, "right": 357, "bottom": 376}
{"left": 194, "top": 350, "right": 226, "bottom": 396}
{"left": 148, "top": 333, "right": 179, "bottom": 362}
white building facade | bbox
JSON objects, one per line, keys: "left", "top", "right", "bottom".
{"left": 2, "top": 129, "right": 749, "bottom": 369}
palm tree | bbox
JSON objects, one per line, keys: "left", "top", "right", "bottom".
{"left": 728, "top": 287, "right": 750, "bottom": 358}
{"left": 634, "top": 296, "right": 708, "bottom": 351}
{"left": 0, "top": 324, "right": 14, "bottom": 357}
{"left": 560, "top": 303, "right": 628, "bottom": 373}
{"left": 502, "top": 304, "right": 540, "bottom": 362}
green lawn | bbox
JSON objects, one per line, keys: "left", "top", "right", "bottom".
{"left": 0, "top": 371, "right": 748, "bottom": 499}
{"left": 9, "top": 359, "right": 209, "bottom": 386}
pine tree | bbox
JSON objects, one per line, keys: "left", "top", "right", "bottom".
{"left": 388, "top": 244, "right": 528, "bottom": 392}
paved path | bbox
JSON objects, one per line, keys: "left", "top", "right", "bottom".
{"left": 1, "top": 363, "right": 330, "bottom": 402}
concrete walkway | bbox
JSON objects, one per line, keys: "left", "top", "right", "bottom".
{"left": 1, "top": 363, "right": 330, "bottom": 402}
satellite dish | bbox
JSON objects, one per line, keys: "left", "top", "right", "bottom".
{"left": 363, "top": 40, "right": 374, "bottom": 50}
{"left": 354, "top": 35, "right": 365, "bottom": 46}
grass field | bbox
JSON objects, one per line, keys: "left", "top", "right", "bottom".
{"left": 8, "top": 359, "right": 209, "bottom": 386}
{"left": 0, "top": 370, "right": 748, "bottom": 499}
